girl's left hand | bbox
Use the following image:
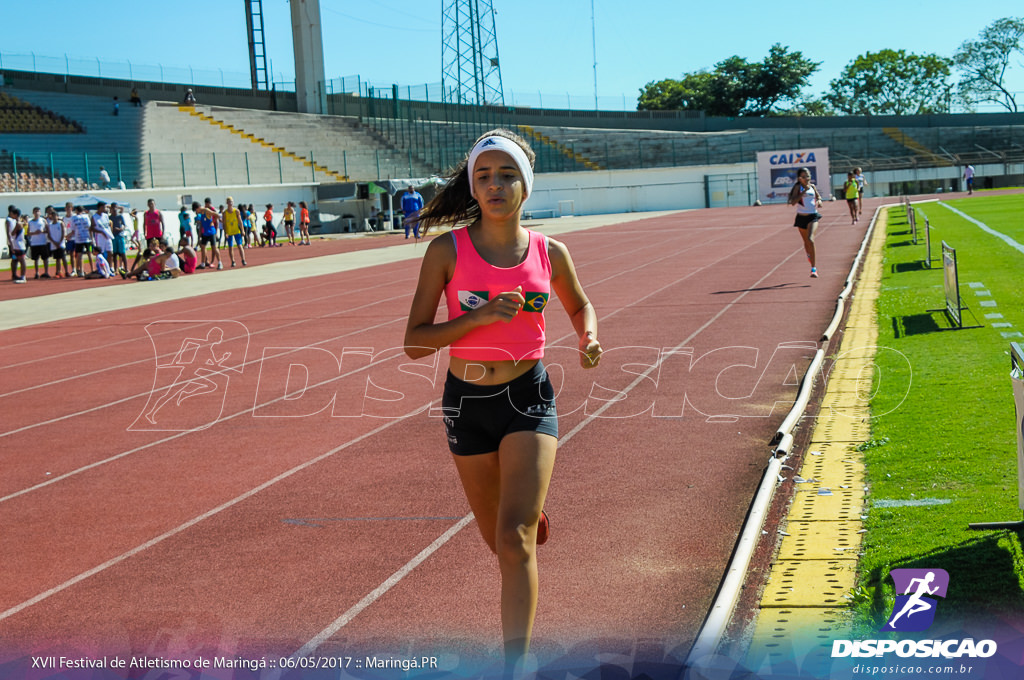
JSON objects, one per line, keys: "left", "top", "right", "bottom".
{"left": 579, "top": 331, "right": 602, "bottom": 369}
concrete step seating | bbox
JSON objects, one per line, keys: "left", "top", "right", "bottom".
{"left": 0, "top": 88, "right": 144, "bottom": 186}
{"left": 141, "top": 103, "right": 338, "bottom": 186}
{"left": 180, "top": 105, "right": 433, "bottom": 181}
{"left": 363, "top": 117, "right": 601, "bottom": 175}
{"left": 0, "top": 92, "right": 82, "bottom": 134}
{"left": 362, "top": 119, "right": 489, "bottom": 176}
{"left": 519, "top": 124, "right": 923, "bottom": 171}
{"left": 882, "top": 127, "right": 947, "bottom": 164}
{"left": 518, "top": 124, "right": 604, "bottom": 171}
{"left": 182, "top": 106, "right": 348, "bottom": 182}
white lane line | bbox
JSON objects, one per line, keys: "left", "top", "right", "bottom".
{"left": 0, "top": 229, "right": 729, "bottom": 498}
{"left": 291, "top": 223, "right": 816, "bottom": 656}
{"left": 0, "top": 227, "right": 722, "bottom": 435}
{"left": 1, "top": 218, "right": 803, "bottom": 630}
{"left": 0, "top": 224, "right": 686, "bottom": 381}
{"left": 0, "top": 410, "right": 424, "bottom": 624}
{"left": 293, "top": 514, "right": 477, "bottom": 658}
{"left": 0, "top": 324, "right": 406, "bottom": 504}
{"left": 0, "top": 289, "right": 412, "bottom": 403}
{"left": 0, "top": 268, "right": 414, "bottom": 370}
{"left": 939, "top": 201, "right": 1024, "bottom": 256}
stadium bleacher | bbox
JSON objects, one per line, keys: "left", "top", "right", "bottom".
{"left": 2, "top": 72, "right": 1024, "bottom": 195}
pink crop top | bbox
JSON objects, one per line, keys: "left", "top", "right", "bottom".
{"left": 445, "top": 227, "right": 552, "bottom": 361}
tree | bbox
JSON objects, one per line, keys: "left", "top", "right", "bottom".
{"left": 826, "top": 49, "right": 953, "bottom": 115}
{"left": 637, "top": 44, "right": 819, "bottom": 116}
{"left": 954, "top": 17, "right": 1024, "bottom": 112}
{"left": 637, "top": 72, "right": 716, "bottom": 112}
{"left": 745, "top": 44, "right": 822, "bottom": 116}
{"left": 780, "top": 98, "right": 834, "bottom": 117}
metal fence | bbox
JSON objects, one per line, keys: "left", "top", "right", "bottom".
{"left": 0, "top": 149, "right": 435, "bottom": 192}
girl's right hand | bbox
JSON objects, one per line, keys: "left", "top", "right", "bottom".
{"left": 476, "top": 286, "right": 525, "bottom": 324}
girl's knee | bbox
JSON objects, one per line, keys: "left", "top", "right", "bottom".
{"left": 496, "top": 520, "right": 536, "bottom": 565}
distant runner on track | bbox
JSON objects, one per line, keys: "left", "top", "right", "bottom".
{"left": 788, "top": 167, "right": 823, "bottom": 278}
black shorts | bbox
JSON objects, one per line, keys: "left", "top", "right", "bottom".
{"left": 75, "top": 242, "right": 92, "bottom": 254}
{"left": 51, "top": 246, "right": 65, "bottom": 258}
{"left": 441, "top": 361, "right": 558, "bottom": 456}
{"left": 199, "top": 233, "right": 216, "bottom": 246}
{"left": 794, "top": 212, "right": 822, "bottom": 229}
{"left": 30, "top": 244, "right": 50, "bottom": 259}
{"left": 846, "top": 198, "right": 857, "bottom": 207}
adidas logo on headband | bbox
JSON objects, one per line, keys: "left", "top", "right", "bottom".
{"left": 467, "top": 136, "right": 535, "bottom": 201}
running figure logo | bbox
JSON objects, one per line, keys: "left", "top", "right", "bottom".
{"left": 883, "top": 568, "right": 950, "bottom": 632}
{"left": 130, "top": 321, "right": 249, "bottom": 432}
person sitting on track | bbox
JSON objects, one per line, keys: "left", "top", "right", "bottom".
{"left": 83, "top": 246, "right": 114, "bottom": 279}
{"left": 177, "top": 243, "right": 198, "bottom": 274}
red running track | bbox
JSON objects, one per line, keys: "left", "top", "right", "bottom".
{"left": 0, "top": 202, "right": 870, "bottom": 676}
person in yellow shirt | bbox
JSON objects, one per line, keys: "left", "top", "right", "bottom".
{"left": 282, "top": 201, "right": 296, "bottom": 245}
{"left": 842, "top": 171, "right": 859, "bottom": 224}
{"left": 221, "top": 197, "right": 248, "bottom": 267}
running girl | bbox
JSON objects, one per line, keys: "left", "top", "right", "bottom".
{"left": 404, "top": 129, "right": 602, "bottom": 675}
{"left": 842, "top": 171, "right": 859, "bottom": 224}
{"left": 787, "top": 168, "right": 823, "bottom": 278}
{"left": 853, "top": 166, "right": 867, "bottom": 215}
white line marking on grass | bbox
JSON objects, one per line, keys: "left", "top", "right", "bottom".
{"left": 939, "top": 202, "right": 1024, "bottom": 255}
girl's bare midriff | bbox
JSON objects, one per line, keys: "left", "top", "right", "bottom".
{"left": 448, "top": 356, "right": 539, "bottom": 385}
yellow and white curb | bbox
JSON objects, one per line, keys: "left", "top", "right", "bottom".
{"left": 740, "top": 207, "right": 892, "bottom": 674}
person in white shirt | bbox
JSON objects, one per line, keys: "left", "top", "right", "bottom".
{"left": 84, "top": 250, "right": 114, "bottom": 279}
{"left": 71, "top": 205, "right": 94, "bottom": 277}
{"left": 91, "top": 203, "right": 115, "bottom": 263}
{"left": 99, "top": 166, "right": 111, "bottom": 189}
{"left": 787, "top": 168, "right": 824, "bottom": 278}
{"left": 26, "top": 206, "right": 51, "bottom": 279}
{"left": 6, "top": 205, "right": 27, "bottom": 283}
{"left": 963, "top": 165, "right": 976, "bottom": 195}
{"left": 45, "top": 206, "right": 70, "bottom": 278}
{"left": 853, "top": 166, "right": 867, "bottom": 217}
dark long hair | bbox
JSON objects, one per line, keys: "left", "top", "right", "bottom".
{"left": 787, "top": 168, "right": 813, "bottom": 205}
{"left": 418, "top": 128, "right": 536, "bottom": 233}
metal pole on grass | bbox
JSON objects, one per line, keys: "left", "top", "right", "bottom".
{"left": 969, "top": 342, "right": 1024, "bottom": 530}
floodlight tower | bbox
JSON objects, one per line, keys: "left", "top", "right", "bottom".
{"left": 245, "top": 0, "right": 327, "bottom": 113}
{"left": 441, "top": 0, "right": 505, "bottom": 106}
{"left": 245, "top": 0, "right": 270, "bottom": 90}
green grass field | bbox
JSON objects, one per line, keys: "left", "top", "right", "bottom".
{"left": 853, "top": 192, "right": 1024, "bottom": 633}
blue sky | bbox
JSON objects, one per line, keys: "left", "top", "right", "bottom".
{"left": 2, "top": 1, "right": 1022, "bottom": 110}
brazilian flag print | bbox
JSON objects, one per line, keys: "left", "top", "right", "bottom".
{"left": 458, "top": 290, "right": 490, "bottom": 311}
{"left": 523, "top": 292, "right": 549, "bottom": 313}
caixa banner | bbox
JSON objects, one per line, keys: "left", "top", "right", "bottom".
{"left": 756, "top": 147, "right": 831, "bottom": 204}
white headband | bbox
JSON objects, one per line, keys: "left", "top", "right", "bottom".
{"left": 467, "top": 136, "right": 534, "bottom": 202}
